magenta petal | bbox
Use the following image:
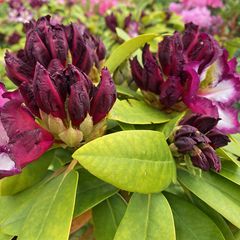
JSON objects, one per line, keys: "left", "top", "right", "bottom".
{"left": 0, "top": 120, "right": 9, "bottom": 146}
{"left": 33, "top": 63, "right": 66, "bottom": 119}
{"left": 9, "top": 128, "right": 53, "bottom": 168}
{"left": 0, "top": 100, "right": 38, "bottom": 139}
{"left": 185, "top": 95, "right": 219, "bottom": 118}
{"left": 183, "top": 64, "right": 200, "bottom": 100}
{"left": 216, "top": 104, "right": 240, "bottom": 134}
{"left": 0, "top": 83, "right": 8, "bottom": 108}
{"left": 198, "top": 75, "right": 240, "bottom": 105}
{"left": 90, "top": 68, "right": 116, "bottom": 124}
{"left": 0, "top": 152, "right": 21, "bottom": 179}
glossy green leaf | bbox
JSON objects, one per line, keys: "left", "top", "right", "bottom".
{"left": 216, "top": 148, "right": 240, "bottom": 167}
{"left": 116, "top": 85, "right": 143, "bottom": 100}
{"left": 219, "top": 161, "right": 240, "bottom": 185}
{"left": 74, "top": 168, "right": 118, "bottom": 217}
{"left": 114, "top": 193, "right": 175, "bottom": 240}
{"left": 191, "top": 195, "right": 235, "bottom": 240}
{"left": 158, "top": 111, "right": 186, "bottom": 138}
{"left": 93, "top": 194, "right": 127, "bottom": 240}
{"left": 105, "top": 33, "right": 158, "bottom": 73}
{"left": 0, "top": 232, "right": 12, "bottom": 240}
{"left": 73, "top": 131, "right": 176, "bottom": 193}
{"left": 109, "top": 99, "right": 172, "bottom": 125}
{"left": 165, "top": 193, "right": 225, "bottom": 240}
{"left": 0, "top": 150, "right": 54, "bottom": 196}
{"left": 223, "top": 134, "right": 240, "bottom": 157}
{"left": 178, "top": 169, "right": 240, "bottom": 228}
{"left": 0, "top": 179, "right": 47, "bottom": 236}
{"left": 19, "top": 171, "right": 78, "bottom": 240}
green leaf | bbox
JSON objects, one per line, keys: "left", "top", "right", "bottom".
{"left": 74, "top": 168, "right": 118, "bottom": 217}
{"left": 0, "top": 232, "right": 12, "bottom": 240}
{"left": 158, "top": 111, "right": 186, "bottom": 139}
{"left": 191, "top": 195, "right": 235, "bottom": 240}
{"left": 165, "top": 193, "right": 225, "bottom": 240}
{"left": 105, "top": 33, "right": 158, "bottom": 73}
{"left": 223, "top": 134, "right": 240, "bottom": 157}
{"left": 116, "top": 85, "right": 143, "bottom": 100}
{"left": 216, "top": 148, "right": 240, "bottom": 167}
{"left": 73, "top": 131, "right": 176, "bottom": 193}
{"left": 19, "top": 171, "right": 78, "bottom": 240}
{"left": 178, "top": 169, "right": 240, "bottom": 228}
{"left": 114, "top": 193, "right": 175, "bottom": 240}
{"left": 109, "top": 99, "right": 172, "bottom": 125}
{"left": 0, "top": 150, "right": 54, "bottom": 196}
{"left": 218, "top": 161, "right": 240, "bottom": 185}
{"left": 93, "top": 194, "right": 127, "bottom": 240}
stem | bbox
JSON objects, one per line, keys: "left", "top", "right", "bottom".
{"left": 65, "top": 159, "right": 78, "bottom": 174}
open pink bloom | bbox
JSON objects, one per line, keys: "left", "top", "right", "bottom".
{"left": 169, "top": 0, "right": 223, "bottom": 31}
{"left": 0, "top": 83, "right": 53, "bottom": 178}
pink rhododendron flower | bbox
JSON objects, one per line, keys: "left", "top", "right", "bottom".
{"left": 169, "top": 0, "right": 223, "bottom": 31}
{"left": 181, "top": 7, "right": 212, "bottom": 28}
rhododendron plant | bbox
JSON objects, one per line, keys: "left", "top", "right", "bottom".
{"left": 131, "top": 23, "right": 240, "bottom": 133}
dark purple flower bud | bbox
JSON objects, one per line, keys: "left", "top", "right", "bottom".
{"left": 130, "top": 57, "right": 144, "bottom": 90}
{"left": 90, "top": 68, "right": 116, "bottom": 124}
{"left": 181, "top": 113, "right": 219, "bottom": 134}
{"left": 206, "top": 129, "right": 230, "bottom": 149}
{"left": 47, "top": 59, "right": 64, "bottom": 75}
{"left": 68, "top": 80, "right": 90, "bottom": 127}
{"left": 158, "top": 32, "right": 184, "bottom": 76}
{"left": 25, "top": 30, "right": 51, "bottom": 67}
{"left": 66, "top": 23, "right": 93, "bottom": 74}
{"left": 142, "top": 44, "right": 163, "bottom": 94}
{"left": 96, "top": 38, "right": 106, "bottom": 61}
{"left": 182, "top": 23, "right": 199, "bottom": 52}
{"left": 174, "top": 125, "right": 198, "bottom": 139}
{"left": 105, "top": 13, "right": 118, "bottom": 33}
{"left": 190, "top": 146, "right": 210, "bottom": 171}
{"left": 174, "top": 137, "right": 196, "bottom": 153}
{"left": 7, "top": 32, "right": 21, "bottom": 45}
{"left": 201, "top": 145, "right": 221, "bottom": 172}
{"left": 29, "top": 0, "right": 47, "bottom": 8}
{"left": 124, "top": 14, "right": 132, "bottom": 29}
{"left": 66, "top": 64, "right": 93, "bottom": 94}
{"left": 159, "top": 76, "right": 183, "bottom": 108}
{"left": 19, "top": 82, "right": 40, "bottom": 117}
{"left": 33, "top": 63, "right": 66, "bottom": 119}
{"left": 45, "top": 24, "right": 68, "bottom": 66}
{"left": 5, "top": 51, "right": 34, "bottom": 85}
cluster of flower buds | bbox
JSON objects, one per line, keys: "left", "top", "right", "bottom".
{"left": 105, "top": 13, "right": 139, "bottom": 37}
{"left": 169, "top": 114, "right": 230, "bottom": 172}
{"left": 131, "top": 23, "right": 240, "bottom": 133}
{"left": 0, "top": 16, "right": 116, "bottom": 178}
{"left": 5, "top": 15, "right": 106, "bottom": 86}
